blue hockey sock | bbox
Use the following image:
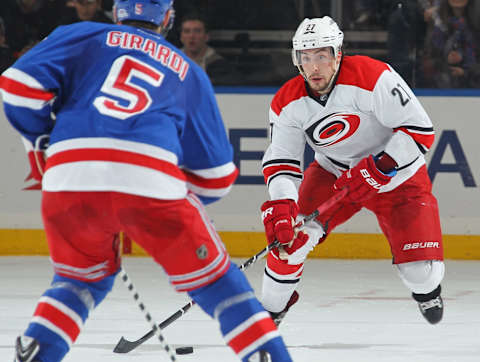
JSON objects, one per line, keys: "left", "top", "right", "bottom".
{"left": 188, "top": 264, "right": 292, "bottom": 361}
{"left": 23, "top": 273, "right": 116, "bottom": 362}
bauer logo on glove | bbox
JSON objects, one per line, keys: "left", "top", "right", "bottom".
{"left": 260, "top": 199, "right": 299, "bottom": 244}
{"left": 334, "top": 154, "right": 396, "bottom": 203}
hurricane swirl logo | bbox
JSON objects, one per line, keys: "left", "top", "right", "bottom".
{"left": 306, "top": 112, "right": 360, "bottom": 147}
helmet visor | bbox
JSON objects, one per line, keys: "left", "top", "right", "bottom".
{"left": 293, "top": 48, "right": 335, "bottom": 66}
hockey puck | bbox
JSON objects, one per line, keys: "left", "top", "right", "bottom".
{"left": 175, "top": 346, "right": 194, "bottom": 355}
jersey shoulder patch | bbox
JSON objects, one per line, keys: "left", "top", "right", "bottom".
{"left": 271, "top": 75, "right": 308, "bottom": 116}
{"left": 336, "top": 55, "right": 390, "bottom": 92}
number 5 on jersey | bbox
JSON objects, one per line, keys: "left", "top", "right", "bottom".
{"left": 94, "top": 55, "right": 164, "bottom": 120}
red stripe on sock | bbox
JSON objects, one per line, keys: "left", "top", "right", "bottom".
{"left": 34, "top": 302, "right": 81, "bottom": 342}
{"left": 228, "top": 317, "right": 277, "bottom": 354}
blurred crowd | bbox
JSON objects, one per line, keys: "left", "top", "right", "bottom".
{"left": 0, "top": 0, "right": 113, "bottom": 66}
{"left": 1, "top": 0, "right": 479, "bottom": 88}
{"left": 351, "top": 0, "right": 480, "bottom": 88}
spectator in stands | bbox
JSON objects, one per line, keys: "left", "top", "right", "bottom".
{"left": 386, "top": 1, "right": 426, "bottom": 86}
{"left": 419, "top": 0, "right": 443, "bottom": 26}
{"left": 102, "top": 0, "right": 114, "bottom": 14}
{"left": 0, "top": 17, "right": 15, "bottom": 73}
{"left": 422, "top": 0, "right": 480, "bottom": 88}
{"left": 472, "top": 0, "right": 480, "bottom": 31}
{"left": 179, "top": 13, "right": 238, "bottom": 85}
{"left": 61, "top": 0, "right": 112, "bottom": 24}
{"left": 0, "top": 0, "right": 66, "bottom": 58}
{"left": 347, "top": 0, "right": 378, "bottom": 29}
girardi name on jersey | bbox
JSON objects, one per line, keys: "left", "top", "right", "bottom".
{"left": 106, "top": 31, "right": 189, "bottom": 81}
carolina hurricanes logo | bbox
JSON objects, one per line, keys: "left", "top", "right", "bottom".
{"left": 135, "top": 3, "right": 143, "bottom": 15}
{"left": 305, "top": 112, "right": 360, "bottom": 147}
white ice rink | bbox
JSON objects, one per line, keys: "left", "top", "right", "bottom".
{"left": 1, "top": 256, "right": 480, "bottom": 362}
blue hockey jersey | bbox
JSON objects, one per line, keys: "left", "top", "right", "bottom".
{"left": 0, "top": 21, "right": 238, "bottom": 204}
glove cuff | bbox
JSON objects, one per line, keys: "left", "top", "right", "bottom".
{"left": 367, "top": 155, "right": 395, "bottom": 182}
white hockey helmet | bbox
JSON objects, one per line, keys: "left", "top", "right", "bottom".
{"left": 292, "top": 16, "right": 344, "bottom": 68}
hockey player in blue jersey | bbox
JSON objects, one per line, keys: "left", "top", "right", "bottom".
{"left": 0, "top": 1, "right": 292, "bottom": 361}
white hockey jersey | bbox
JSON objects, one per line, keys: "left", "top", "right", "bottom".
{"left": 263, "top": 55, "right": 435, "bottom": 201}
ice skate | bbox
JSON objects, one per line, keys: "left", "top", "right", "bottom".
{"left": 14, "top": 335, "right": 40, "bottom": 362}
{"left": 249, "top": 350, "right": 272, "bottom": 362}
{"left": 412, "top": 285, "right": 443, "bottom": 324}
{"left": 269, "top": 290, "right": 299, "bottom": 326}
{"left": 254, "top": 291, "right": 299, "bottom": 361}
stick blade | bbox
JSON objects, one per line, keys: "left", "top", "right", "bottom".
{"left": 113, "top": 336, "right": 139, "bottom": 354}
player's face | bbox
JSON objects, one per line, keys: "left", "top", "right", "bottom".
{"left": 74, "top": 0, "right": 99, "bottom": 21}
{"left": 448, "top": 0, "right": 468, "bottom": 8}
{"left": 300, "top": 48, "right": 340, "bottom": 94}
{"left": 180, "top": 20, "right": 209, "bottom": 56}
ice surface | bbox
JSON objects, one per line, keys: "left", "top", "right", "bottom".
{"left": 1, "top": 256, "right": 479, "bottom": 361}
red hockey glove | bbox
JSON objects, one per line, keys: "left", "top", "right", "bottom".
{"left": 261, "top": 199, "right": 298, "bottom": 245}
{"left": 23, "top": 135, "right": 49, "bottom": 189}
{"left": 26, "top": 149, "right": 46, "bottom": 182}
{"left": 334, "top": 155, "right": 396, "bottom": 203}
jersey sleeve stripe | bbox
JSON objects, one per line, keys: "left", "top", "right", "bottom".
{"left": 262, "top": 158, "right": 301, "bottom": 167}
{"left": 2, "top": 67, "right": 45, "bottom": 88}
{"left": 0, "top": 76, "right": 55, "bottom": 103}
{"left": 184, "top": 165, "right": 238, "bottom": 198}
{"left": 262, "top": 164, "right": 301, "bottom": 178}
{"left": 184, "top": 166, "right": 238, "bottom": 189}
{"left": 262, "top": 160, "right": 302, "bottom": 186}
{"left": 184, "top": 162, "right": 237, "bottom": 178}
{"left": 394, "top": 127, "right": 435, "bottom": 150}
{"left": 396, "top": 125, "right": 434, "bottom": 133}
{"left": 186, "top": 182, "right": 235, "bottom": 199}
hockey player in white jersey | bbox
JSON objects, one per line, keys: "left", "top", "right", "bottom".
{"left": 259, "top": 16, "right": 445, "bottom": 339}
{"left": 1, "top": 1, "right": 292, "bottom": 361}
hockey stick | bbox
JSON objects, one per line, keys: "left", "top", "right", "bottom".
{"left": 119, "top": 268, "right": 177, "bottom": 361}
{"left": 113, "top": 188, "right": 348, "bottom": 354}
{"left": 113, "top": 241, "right": 280, "bottom": 354}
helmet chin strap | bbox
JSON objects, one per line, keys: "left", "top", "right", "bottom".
{"left": 322, "top": 58, "right": 341, "bottom": 94}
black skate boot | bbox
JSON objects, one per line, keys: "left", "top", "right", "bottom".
{"left": 412, "top": 285, "right": 443, "bottom": 324}
{"left": 257, "top": 291, "right": 300, "bottom": 361}
{"left": 14, "top": 335, "right": 40, "bottom": 362}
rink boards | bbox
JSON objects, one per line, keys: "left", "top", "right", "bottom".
{"left": 0, "top": 90, "right": 479, "bottom": 258}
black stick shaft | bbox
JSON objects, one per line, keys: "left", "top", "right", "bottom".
{"left": 113, "top": 242, "right": 278, "bottom": 353}
{"left": 113, "top": 189, "right": 347, "bottom": 354}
